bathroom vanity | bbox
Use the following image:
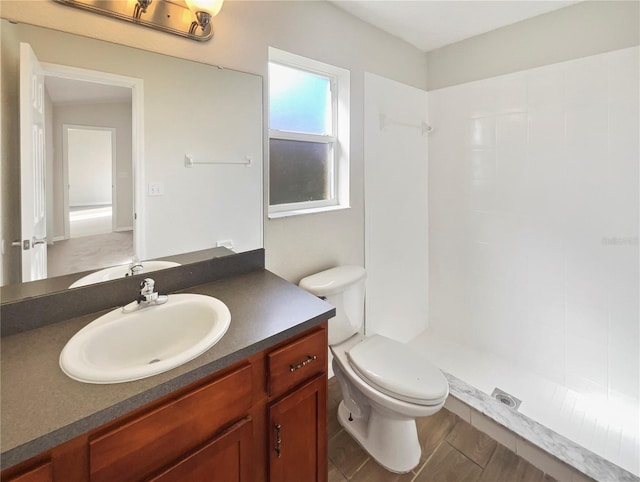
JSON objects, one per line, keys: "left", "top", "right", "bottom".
{"left": 1, "top": 251, "right": 333, "bottom": 482}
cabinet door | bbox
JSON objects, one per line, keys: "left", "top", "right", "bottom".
{"left": 148, "top": 417, "right": 253, "bottom": 482}
{"left": 268, "top": 375, "right": 327, "bottom": 482}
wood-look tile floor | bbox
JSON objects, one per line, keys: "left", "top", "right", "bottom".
{"left": 327, "top": 378, "right": 558, "bottom": 482}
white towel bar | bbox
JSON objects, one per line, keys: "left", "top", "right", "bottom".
{"left": 184, "top": 155, "right": 252, "bottom": 168}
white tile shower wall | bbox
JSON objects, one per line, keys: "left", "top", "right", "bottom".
{"left": 428, "top": 46, "right": 639, "bottom": 400}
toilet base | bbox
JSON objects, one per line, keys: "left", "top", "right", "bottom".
{"left": 337, "top": 400, "right": 421, "bottom": 473}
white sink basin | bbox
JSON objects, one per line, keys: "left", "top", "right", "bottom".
{"left": 59, "top": 294, "right": 231, "bottom": 384}
{"left": 69, "top": 261, "right": 181, "bottom": 288}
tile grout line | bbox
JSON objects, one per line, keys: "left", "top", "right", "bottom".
{"left": 411, "top": 437, "right": 450, "bottom": 482}
{"left": 411, "top": 428, "right": 494, "bottom": 481}
{"left": 349, "top": 456, "right": 371, "bottom": 480}
{"left": 410, "top": 416, "right": 463, "bottom": 481}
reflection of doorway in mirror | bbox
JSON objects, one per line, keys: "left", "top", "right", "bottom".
{"left": 15, "top": 43, "right": 138, "bottom": 284}
{"left": 25, "top": 60, "right": 143, "bottom": 280}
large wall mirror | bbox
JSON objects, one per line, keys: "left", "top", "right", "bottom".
{"left": 1, "top": 19, "right": 263, "bottom": 296}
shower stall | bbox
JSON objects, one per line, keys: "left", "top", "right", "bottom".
{"left": 422, "top": 46, "right": 639, "bottom": 480}
{"left": 364, "top": 45, "right": 639, "bottom": 481}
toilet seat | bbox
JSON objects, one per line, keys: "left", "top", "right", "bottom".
{"left": 347, "top": 335, "right": 449, "bottom": 406}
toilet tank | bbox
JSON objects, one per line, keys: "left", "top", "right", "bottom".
{"left": 299, "top": 266, "right": 366, "bottom": 345}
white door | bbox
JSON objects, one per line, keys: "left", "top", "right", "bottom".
{"left": 20, "top": 43, "right": 47, "bottom": 282}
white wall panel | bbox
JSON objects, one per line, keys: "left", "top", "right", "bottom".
{"left": 364, "top": 72, "right": 429, "bottom": 342}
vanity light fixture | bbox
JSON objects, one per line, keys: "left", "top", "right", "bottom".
{"left": 53, "top": 0, "right": 224, "bottom": 41}
{"left": 185, "top": 0, "right": 224, "bottom": 34}
{"left": 133, "top": 0, "right": 152, "bottom": 19}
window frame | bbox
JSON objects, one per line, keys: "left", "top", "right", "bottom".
{"left": 268, "top": 48, "right": 350, "bottom": 218}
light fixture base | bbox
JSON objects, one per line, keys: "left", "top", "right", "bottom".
{"left": 53, "top": 0, "right": 214, "bottom": 41}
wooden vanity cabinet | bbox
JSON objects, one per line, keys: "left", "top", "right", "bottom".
{"left": 1, "top": 323, "right": 328, "bottom": 482}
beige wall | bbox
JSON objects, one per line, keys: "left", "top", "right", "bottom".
{"left": 426, "top": 1, "right": 640, "bottom": 90}
{"left": 0, "top": 0, "right": 429, "bottom": 284}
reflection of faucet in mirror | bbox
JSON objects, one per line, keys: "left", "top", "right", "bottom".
{"left": 127, "top": 259, "right": 144, "bottom": 277}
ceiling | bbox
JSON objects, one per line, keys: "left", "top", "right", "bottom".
{"left": 329, "top": 0, "right": 581, "bottom": 52}
{"left": 44, "top": 76, "right": 131, "bottom": 104}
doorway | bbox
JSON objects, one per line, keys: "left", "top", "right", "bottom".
{"left": 44, "top": 81, "right": 135, "bottom": 278}
{"left": 64, "top": 125, "right": 116, "bottom": 239}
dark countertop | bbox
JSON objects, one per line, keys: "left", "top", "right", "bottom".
{"left": 0, "top": 269, "right": 335, "bottom": 470}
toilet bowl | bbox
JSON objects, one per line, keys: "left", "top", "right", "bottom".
{"left": 331, "top": 333, "right": 448, "bottom": 472}
{"left": 299, "top": 266, "right": 449, "bottom": 473}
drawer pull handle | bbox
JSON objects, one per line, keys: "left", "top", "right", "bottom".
{"left": 289, "top": 355, "right": 317, "bottom": 372}
{"left": 274, "top": 423, "right": 282, "bottom": 458}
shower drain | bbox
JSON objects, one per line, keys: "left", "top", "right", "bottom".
{"left": 491, "top": 388, "right": 521, "bottom": 410}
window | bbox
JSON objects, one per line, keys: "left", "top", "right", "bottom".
{"left": 268, "top": 48, "right": 350, "bottom": 217}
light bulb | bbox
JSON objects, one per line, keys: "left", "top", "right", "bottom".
{"left": 184, "top": 0, "right": 224, "bottom": 17}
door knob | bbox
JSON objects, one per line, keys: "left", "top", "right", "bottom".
{"left": 31, "top": 236, "right": 47, "bottom": 246}
{"left": 12, "top": 240, "right": 30, "bottom": 250}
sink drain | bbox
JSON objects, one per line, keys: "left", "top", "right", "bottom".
{"left": 491, "top": 388, "right": 521, "bottom": 410}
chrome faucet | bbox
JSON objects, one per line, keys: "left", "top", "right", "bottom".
{"left": 137, "top": 278, "right": 168, "bottom": 307}
{"left": 121, "top": 278, "right": 168, "bottom": 313}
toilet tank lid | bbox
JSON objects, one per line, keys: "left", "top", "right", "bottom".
{"left": 299, "top": 265, "right": 366, "bottom": 296}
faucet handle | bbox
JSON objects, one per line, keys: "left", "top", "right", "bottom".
{"left": 130, "top": 278, "right": 168, "bottom": 309}
{"left": 140, "top": 278, "right": 156, "bottom": 298}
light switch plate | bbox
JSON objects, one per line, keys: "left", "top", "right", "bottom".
{"left": 148, "top": 182, "right": 164, "bottom": 196}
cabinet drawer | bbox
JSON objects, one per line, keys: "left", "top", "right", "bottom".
{"left": 90, "top": 364, "right": 252, "bottom": 482}
{"left": 267, "top": 326, "right": 327, "bottom": 397}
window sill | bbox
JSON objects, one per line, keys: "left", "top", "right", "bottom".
{"left": 268, "top": 203, "right": 350, "bottom": 219}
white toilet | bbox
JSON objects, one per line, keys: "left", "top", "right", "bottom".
{"left": 299, "top": 265, "right": 449, "bottom": 473}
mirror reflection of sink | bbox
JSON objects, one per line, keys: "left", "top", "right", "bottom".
{"left": 68, "top": 261, "right": 181, "bottom": 288}
{"left": 59, "top": 293, "right": 231, "bottom": 384}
